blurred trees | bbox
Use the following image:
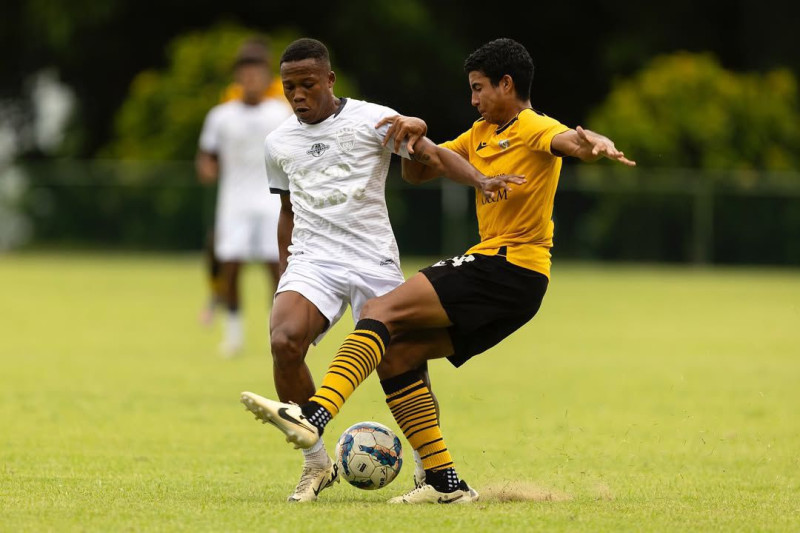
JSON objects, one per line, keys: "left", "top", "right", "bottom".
{"left": 4, "top": 0, "right": 800, "bottom": 262}
{"left": 105, "top": 25, "right": 276, "bottom": 160}
{"left": 589, "top": 52, "right": 800, "bottom": 171}
{"left": 4, "top": 0, "right": 797, "bottom": 159}
{"left": 102, "top": 24, "right": 259, "bottom": 160}
{"left": 102, "top": 24, "right": 359, "bottom": 161}
{"left": 566, "top": 53, "right": 800, "bottom": 264}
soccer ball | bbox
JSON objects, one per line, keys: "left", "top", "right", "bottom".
{"left": 335, "top": 421, "right": 403, "bottom": 490}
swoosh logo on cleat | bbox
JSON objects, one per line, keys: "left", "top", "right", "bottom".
{"left": 277, "top": 407, "right": 315, "bottom": 432}
{"left": 313, "top": 465, "right": 339, "bottom": 496}
{"left": 437, "top": 494, "right": 463, "bottom": 504}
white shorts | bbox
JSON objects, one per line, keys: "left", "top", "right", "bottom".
{"left": 215, "top": 209, "right": 279, "bottom": 262}
{"left": 276, "top": 258, "right": 405, "bottom": 344}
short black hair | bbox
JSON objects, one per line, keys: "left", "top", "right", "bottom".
{"left": 234, "top": 37, "right": 271, "bottom": 68}
{"left": 464, "top": 38, "right": 534, "bottom": 101}
{"left": 280, "top": 38, "right": 330, "bottom": 66}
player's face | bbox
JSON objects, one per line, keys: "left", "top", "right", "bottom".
{"left": 235, "top": 64, "right": 271, "bottom": 103}
{"left": 280, "top": 58, "right": 337, "bottom": 124}
{"left": 468, "top": 70, "right": 506, "bottom": 125}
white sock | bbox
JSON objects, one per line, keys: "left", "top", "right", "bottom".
{"left": 413, "top": 450, "right": 425, "bottom": 475}
{"left": 302, "top": 439, "right": 329, "bottom": 469}
{"left": 225, "top": 312, "right": 243, "bottom": 347}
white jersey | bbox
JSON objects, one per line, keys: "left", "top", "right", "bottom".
{"left": 264, "top": 98, "right": 409, "bottom": 271}
{"left": 199, "top": 99, "right": 292, "bottom": 215}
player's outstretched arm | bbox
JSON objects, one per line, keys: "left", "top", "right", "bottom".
{"left": 375, "top": 114, "right": 525, "bottom": 196}
{"left": 400, "top": 156, "right": 441, "bottom": 185}
{"left": 551, "top": 126, "right": 636, "bottom": 166}
{"left": 410, "top": 137, "right": 526, "bottom": 200}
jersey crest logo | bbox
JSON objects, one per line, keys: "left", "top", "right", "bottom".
{"left": 476, "top": 141, "right": 488, "bottom": 152}
{"left": 307, "top": 143, "right": 330, "bottom": 157}
{"left": 335, "top": 128, "right": 356, "bottom": 153}
{"left": 498, "top": 139, "right": 510, "bottom": 149}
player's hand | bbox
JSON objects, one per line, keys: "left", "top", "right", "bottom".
{"left": 479, "top": 174, "right": 526, "bottom": 200}
{"left": 576, "top": 126, "right": 636, "bottom": 166}
{"left": 375, "top": 115, "right": 428, "bottom": 155}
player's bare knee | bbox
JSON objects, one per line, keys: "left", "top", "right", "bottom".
{"left": 359, "top": 297, "right": 380, "bottom": 320}
{"left": 270, "top": 329, "right": 307, "bottom": 368}
{"left": 377, "top": 344, "right": 416, "bottom": 380}
{"left": 376, "top": 356, "right": 401, "bottom": 380}
{"left": 359, "top": 297, "right": 395, "bottom": 327}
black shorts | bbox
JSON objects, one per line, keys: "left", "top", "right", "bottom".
{"left": 420, "top": 248, "right": 549, "bottom": 367}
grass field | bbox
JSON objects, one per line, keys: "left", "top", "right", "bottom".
{"left": 1, "top": 253, "right": 799, "bottom": 531}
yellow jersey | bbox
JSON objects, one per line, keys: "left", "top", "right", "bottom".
{"left": 219, "top": 79, "right": 287, "bottom": 103}
{"left": 441, "top": 108, "right": 569, "bottom": 278}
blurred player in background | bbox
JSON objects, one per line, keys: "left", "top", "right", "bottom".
{"left": 242, "top": 38, "right": 635, "bottom": 504}
{"left": 200, "top": 50, "right": 288, "bottom": 327}
{"left": 196, "top": 38, "right": 292, "bottom": 357}
{"left": 238, "top": 38, "right": 520, "bottom": 503}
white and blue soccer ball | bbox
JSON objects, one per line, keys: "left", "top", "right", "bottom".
{"left": 335, "top": 421, "right": 403, "bottom": 490}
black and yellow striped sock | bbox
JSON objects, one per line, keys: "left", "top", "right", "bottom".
{"left": 381, "top": 371, "right": 455, "bottom": 474}
{"left": 308, "top": 319, "right": 390, "bottom": 419}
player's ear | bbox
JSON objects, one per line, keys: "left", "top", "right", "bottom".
{"left": 501, "top": 74, "right": 513, "bottom": 94}
{"left": 328, "top": 70, "right": 336, "bottom": 88}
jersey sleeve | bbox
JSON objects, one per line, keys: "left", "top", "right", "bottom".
{"left": 439, "top": 129, "right": 472, "bottom": 159}
{"left": 264, "top": 136, "right": 290, "bottom": 194}
{"left": 372, "top": 106, "right": 412, "bottom": 160}
{"left": 518, "top": 111, "right": 570, "bottom": 154}
{"left": 198, "top": 106, "right": 222, "bottom": 154}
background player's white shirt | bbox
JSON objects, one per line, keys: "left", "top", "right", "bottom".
{"left": 264, "top": 98, "right": 409, "bottom": 271}
{"left": 200, "top": 99, "right": 292, "bottom": 215}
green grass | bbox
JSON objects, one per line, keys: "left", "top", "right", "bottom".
{"left": 1, "top": 253, "right": 799, "bottom": 531}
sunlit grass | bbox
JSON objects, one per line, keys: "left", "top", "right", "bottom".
{"left": 1, "top": 253, "right": 798, "bottom": 531}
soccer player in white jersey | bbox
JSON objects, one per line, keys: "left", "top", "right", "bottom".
{"left": 240, "top": 38, "right": 521, "bottom": 502}
{"left": 196, "top": 39, "right": 292, "bottom": 357}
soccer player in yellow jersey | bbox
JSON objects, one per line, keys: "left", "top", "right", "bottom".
{"left": 242, "top": 38, "right": 634, "bottom": 503}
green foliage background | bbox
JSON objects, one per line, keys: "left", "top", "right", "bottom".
{"left": 558, "top": 53, "right": 800, "bottom": 264}
{"left": 589, "top": 52, "right": 800, "bottom": 171}
{"left": 102, "top": 24, "right": 358, "bottom": 161}
{"left": 7, "top": 18, "right": 800, "bottom": 263}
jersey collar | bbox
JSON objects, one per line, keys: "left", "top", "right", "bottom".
{"left": 495, "top": 107, "right": 533, "bottom": 135}
{"left": 297, "top": 97, "right": 349, "bottom": 126}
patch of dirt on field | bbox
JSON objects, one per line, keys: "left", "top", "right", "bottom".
{"left": 591, "top": 482, "right": 615, "bottom": 501}
{"left": 480, "top": 481, "right": 573, "bottom": 502}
